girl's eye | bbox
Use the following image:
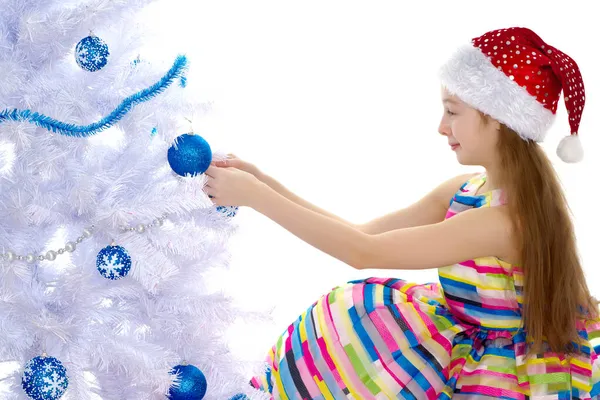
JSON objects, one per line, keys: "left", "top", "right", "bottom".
{"left": 446, "top": 109, "right": 456, "bottom": 116}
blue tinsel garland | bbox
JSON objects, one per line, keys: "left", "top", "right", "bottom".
{"left": 0, "top": 54, "right": 189, "bottom": 137}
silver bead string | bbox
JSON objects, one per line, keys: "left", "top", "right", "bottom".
{"left": 2, "top": 226, "right": 95, "bottom": 264}
{"left": 1, "top": 213, "right": 169, "bottom": 264}
{"left": 120, "top": 213, "right": 168, "bottom": 234}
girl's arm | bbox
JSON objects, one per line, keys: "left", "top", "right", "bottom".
{"left": 214, "top": 154, "right": 364, "bottom": 231}
{"left": 358, "top": 172, "right": 479, "bottom": 234}
{"left": 260, "top": 173, "right": 363, "bottom": 230}
{"left": 251, "top": 182, "right": 513, "bottom": 270}
{"left": 261, "top": 171, "right": 478, "bottom": 235}
{"left": 362, "top": 206, "right": 514, "bottom": 270}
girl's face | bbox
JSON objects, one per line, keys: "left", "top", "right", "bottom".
{"left": 438, "top": 87, "right": 501, "bottom": 166}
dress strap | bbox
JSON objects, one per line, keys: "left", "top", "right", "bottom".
{"left": 459, "top": 172, "right": 487, "bottom": 196}
{"left": 454, "top": 171, "right": 507, "bottom": 205}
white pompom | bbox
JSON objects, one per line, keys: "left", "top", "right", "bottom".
{"left": 556, "top": 134, "right": 583, "bottom": 163}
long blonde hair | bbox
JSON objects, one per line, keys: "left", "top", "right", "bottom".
{"left": 481, "top": 112, "right": 598, "bottom": 355}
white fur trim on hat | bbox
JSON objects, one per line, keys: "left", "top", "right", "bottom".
{"left": 439, "top": 44, "right": 556, "bottom": 142}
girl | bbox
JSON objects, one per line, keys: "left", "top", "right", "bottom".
{"left": 205, "top": 27, "right": 600, "bottom": 399}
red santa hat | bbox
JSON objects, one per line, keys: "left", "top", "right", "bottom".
{"left": 439, "top": 27, "right": 585, "bottom": 163}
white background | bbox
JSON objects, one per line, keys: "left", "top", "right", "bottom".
{"left": 144, "top": 0, "right": 600, "bottom": 366}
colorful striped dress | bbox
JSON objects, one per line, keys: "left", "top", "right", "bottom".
{"left": 249, "top": 172, "right": 600, "bottom": 399}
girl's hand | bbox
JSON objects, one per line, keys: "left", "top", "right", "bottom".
{"left": 210, "top": 153, "right": 264, "bottom": 181}
{"left": 204, "top": 165, "right": 265, "bottom": 208}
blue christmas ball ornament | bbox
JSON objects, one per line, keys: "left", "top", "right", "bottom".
{"left": 216, "top": 205, "right": 239, "bottom": 217}
{"left": 96, "top": 245, "right": 132, "bottom": 280}
{"left": 167, "top": 133, "right": 212, "bottom": 177}
{"left": 21, "top": 355, "right": 68, "bottom": 400}
{"left": 229, "top": 394, "right": 249, "bottom": 400}
{"left": 75, "top": 34, "right": 109, "bottom": 72}
{"left": 168, "top": 364, "right": 207, "bottom": 400}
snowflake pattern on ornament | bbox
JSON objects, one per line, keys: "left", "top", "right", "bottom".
{"left": 75, "top": 35, "right": 109, "bottom": 72}
{"left": 21, "top": 356, "right": 68, "bottom": 400}
{"left": 96, "top": 245, "right": 132, "bottom": 280}
{"left": 216, "top": 205, "right": 239, "bottom": 217}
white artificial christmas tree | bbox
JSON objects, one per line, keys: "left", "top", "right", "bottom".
{"left": 0, "top": 0, "right": 270, "bottom": 398}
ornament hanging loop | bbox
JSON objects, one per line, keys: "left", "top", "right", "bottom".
{"left": 183, "top": 117, "right": 194, "bottom": 133}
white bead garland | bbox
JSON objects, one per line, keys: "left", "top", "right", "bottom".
{"left": 1, "top": 213, "right": 169, "bottom": 264}
{"left": 120, "top": 213, "right": 168, "bottom": 234}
